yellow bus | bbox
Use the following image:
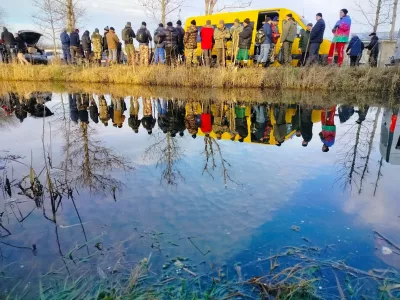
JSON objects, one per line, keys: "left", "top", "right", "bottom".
{"left": 185, "top": 8, "right": 331, "bottom": 66}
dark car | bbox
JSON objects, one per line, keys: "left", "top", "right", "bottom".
{"left": 18, "top": 31, "right": 48, "bottom": 65}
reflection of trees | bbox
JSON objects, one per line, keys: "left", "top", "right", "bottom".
{"left": 203, "top": 136, "right": 236, "bottom": 186}
{"left": 143, "top": 132, "right": 184, "bottom": 185}
{"left": 335, "top": 107, "right": 381, "bottom": 193}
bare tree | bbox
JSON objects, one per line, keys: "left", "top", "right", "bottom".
{"left": 136, "top": 0, "right": 185, "bottom": 25}
{"left": 205, "top": 0, "right": 252, "bottom": 15}
{"left": 390, "top": 0, "right": 398, "bottom": 40}
{"left": 353, "top": 0, "right": 392, "bottom": 32}
{"left": 54, "top": 0, "right": 86, "bottom": 33}
{"left": 32, "top": 0, "right": 64, "bottom": 53}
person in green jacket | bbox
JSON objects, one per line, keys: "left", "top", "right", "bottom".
{"left": 299, "top": 23, "right": 312, "bottom": 66}
{"left": 281, "top": 13, "right": 297, "bottom": 65}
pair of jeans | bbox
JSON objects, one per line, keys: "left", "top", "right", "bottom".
{"left": 62, "top": 45, "right": 71, "bottom": 63}
{"left": 307, "top": 43, "right": 321, "bottom": 65}
{"left": 154, "top": 47, "right": 165, "bottom": 64}
{"left": 109, "top": 49, "right": 117, "bottom": 63}
{"left": 257, "top": 44, "right": 271, "bottom": 64}
{"left": 328, "top": 42, "right": 346, "bottom": 66}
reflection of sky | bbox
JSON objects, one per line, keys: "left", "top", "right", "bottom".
{"left": 1, "top": 93, "right": 400, "bottom": 287}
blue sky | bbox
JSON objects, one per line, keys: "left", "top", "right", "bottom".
{"left": 1, "top": 0, "right": 398, "bottom": 43}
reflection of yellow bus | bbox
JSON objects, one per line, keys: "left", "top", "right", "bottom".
{"left": 185, "top": 8, "right": 331, "bottom": 66}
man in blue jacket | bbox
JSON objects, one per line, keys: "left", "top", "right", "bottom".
{"left": 256, "top": 17, "right": 273, "bottom": 67}
{"left": 69, "top": 29, "right": 80, "bottom": 64}
{"left": 346, "top": 34, "right": 363, "bottom": 66}
{"left": 60, "top": 29, "right": 71, "bottom": 64}
{"left": 307, "top": 12, "right": 325, "bottom": 65}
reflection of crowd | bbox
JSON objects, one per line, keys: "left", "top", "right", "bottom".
{"left": 68, "top": 95, "right": 350, "bottom": 152}
{"left": 0, "top": 92, "right": 53, "bottom": 122}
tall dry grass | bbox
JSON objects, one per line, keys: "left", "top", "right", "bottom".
{"left": 0, "top": 64, "right": 399, "bottom": 92}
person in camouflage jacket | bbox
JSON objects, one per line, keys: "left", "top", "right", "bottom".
{"left": 184, "top": 20, "right": 199, "bottom": 67}
{"left": 230, "top": 19, "right": 243, "bottom": 61}
{"left": 91, "top": 28, "right": 103, "bottom": 65}
{"left": 214, "top": 20, "right": 230, "bottom": 67}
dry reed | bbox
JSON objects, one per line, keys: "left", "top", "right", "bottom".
{"left": 0, "top": 64, "right": 399, "bottom": 92}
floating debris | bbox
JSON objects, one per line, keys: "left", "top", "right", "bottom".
{"left": 95, "top": 242, "right": 103, "bottom": 251}
{"left": 291, "top": 225, "right": 301, "bottom": 232}
{"left": 382, "top": 246, "right": 393, "bottom": 255}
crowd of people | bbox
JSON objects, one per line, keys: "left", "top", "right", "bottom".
{"left": 0, "top": 8, "right": 381, "bottom": 67}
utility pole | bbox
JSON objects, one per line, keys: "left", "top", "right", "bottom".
{"left": 390, "top": 0, "right": 398, "bottom": 40}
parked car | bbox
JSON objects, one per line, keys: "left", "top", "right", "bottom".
{"left": 18, "top": 31, "right": 48, "bottom": 65}
{"left": 44, "top": 49, "right": 63, "bottom": 63}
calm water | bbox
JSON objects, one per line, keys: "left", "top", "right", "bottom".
{"left": 0, "top": 89, "right": 399, "bottom": 298}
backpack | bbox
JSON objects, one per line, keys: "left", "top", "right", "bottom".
{"left": 255, "top": 28, "right": 265, "bottom": 44}
{"left": 137, "top": 28, "right": 149, "bottom": 43}
{"left": 122, "top": 27, "right": 131, "bottom": 43}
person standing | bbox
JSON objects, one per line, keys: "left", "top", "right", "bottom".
{"left": 106, "top": 27, "right": 119, "bottom": 64}
{"left": 256, "top": 17, "right": 273, "bottom": 67}
{"left": 136, "top": 22, "right": 152, "bottom": 66}
{"left": 122, "top": 22, "right": 136, "bottom": 65}
{"left": 99, "top": 96, "right": 110, "bottom": 126}
{"left": 320, "top": 106, "right": 337, "bottom": 152}
{"left": 91, "top": 28, "right": 103, "bottom": 66}
{"left": 69, "top": 29, "right": 81, "bottom": 64}
{"left": 269, "top": 17, "right": 280, "bottom": 64}
{"left": 164, "top": 22, "right": 178, "bottom": 66}
{"left": 154, "top": 23, "right": 166, "bottom": 65}
{"left": 328, "top": 9, "right": 351, "bottom": 66}
{"left": 237, "top": 18, "right": 253, "bottom": 67}
{"left": 214, "top": 20, "right": 230, "bottom": 67}
{"left": 200, "top": 20, "right": 214, "bottom": 67}
{"left": 176, "top": 20, "right": 185, "bottom": 63}
{"left": 103, "top": 26, "right": 109, "bottom": 57}
{"left": 281, "top": 14, "right": 297, "bottom": 65}
{"left": 14, "top": 33, "right": 29, "bottom": 65}
{"left": 184, "top": 20, "right": 199, "bottom": 67}
{"left": 308, "top": 13, "right": 325, "bottom": 65}
{"left": 346, "top": 34, "right": 363, "bottom": 67}
{"left": 299, "top": 23, "right": 312, "bottom": 66}
{"left": 142, "top": 98, "right": 156, "bottom": 135}
{"left": 1, "top": 27, "right": 15, "bottom": 63}
{"left": 81, "top": 30, "right": 92, "bottom": 63}
{"left": 230, "top": 19, "right": 243, "bottom": 64}
{"left": 128, "top": 97, "right": 141, "bottom": 133}
{"left": 366, "top": 32, "right": 379, "bottom": 67}
{"left": 60, "top": 28, "right": 71, "bottom": 64}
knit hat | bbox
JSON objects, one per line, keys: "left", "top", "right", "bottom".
{"left": 286, "top": 13, "right": 293, "bottom": 18}
{"left": 341, "top": 8, "right": 348, "bottom": 15}
{"left": 206, "top": 20, "right": 211, "bottom": 25}
{"left": 167, "top": 21, "right": 173, "bottom": 26}
{"left": 234, "top": 18, "right": 240, "bottom": 23}
{"left": 177, "top": 20, "right": 182, "bottom": 25}
{"left": 369, "top": 32, "right": 376, "bottom": 36}
{"left": 95, "top": 28, "right": 99, "bottom": 33}
{"left": 127, "top": 22, "right": 131, "bottom": 26}
{"left": 191, "top": 19, "right": 196, "bottom": 25}
{"left": 142, "top": 21, "right": 147, "bottom": 26}
{"left": 110, "top": 27, "right": 115, "bottom": 31}
{"left": 158, "top": 23, "right": 164, "bottom": 27}
{"left": 244, "top": 18, "right": 250, "bottom": 24}
{"left": 104, "top": 26, "right": 109, "bottom": 31}
{"left": 219, "top": 20, "right": 225, "bottom": 24}
{"left": 316, "top": 13, "right": 322, "bottom": 17}
{"left": 273, "top": 16, "right": 278, "bottom": 21}
{"left": 307, "top": 23, "right": 313, "bottom": 27}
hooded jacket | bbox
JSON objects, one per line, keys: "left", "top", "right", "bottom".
{"left": 154, "top": 26, "right": 166, "bottom": 48}
{"left": 70, "top": 31, "right": 80, "bottom": 47}
{"left": 176, "top": 25, "right": 185, "bottom": 48}
{"left": 332, "top": 15, "right": 351, "bottom": 43}
{"left": 165, "top": 25, "right": 178, "bottom": 48}
{"left": 106, "top": 29, "right": 119, "bottom": 50}
{"left": 1, "top": 28, "right": 15, "bottom": 45}
{"left": 282, "top": 18, "right": 297, "bottom": 43}
{"left": 60, "top": 31, "right": 70, "bottom": 46}
{"left": 310, "top": 18, "right": 325, "bottom": 44}
{"left": 214, "top": 26, "right": 230, "bottom": 49}
{"left": 346, "top": 36, "right": 363, "bottom": 56}
{"left": 81, "top": 30, "right": 91, "bottom": 51}
{"left": 200, "top": 25, "right": 214, "bottom": 50}
{"left": 239, "top": 24, "right": 253, "bottom": 49}
{"left": 366, "top": 35, "right": 379, "bottom": 56}
{"left": 184, "top": 25, "right": 198, "bottom": 49}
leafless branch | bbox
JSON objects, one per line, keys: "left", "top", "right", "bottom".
{"left": 205, "top": 0, "right": 251, "bottom": 15}
{"left": 135, "top": 0, "right": 185, "bottom": 25}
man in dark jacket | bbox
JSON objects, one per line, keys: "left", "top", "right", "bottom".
{"left": 103, "top": 26, "right": 109, "bottom": 55}
{"left": 366, "top": 32, "right": 379, "bottom": 67}
{"left": 136, "top": 22, "right": 152, "bottom": 65}
{"left": 256, "top": 17, "right": 273, "bottom": 67}
{"left": 81, "top": 30, "right": 91, "bottom": 63}
{"left": 176, "top": 20, "right": 185, "bottom": 63}
{"left": 69, "top": 29, "right": 81, "bottom": 63}
{"left": 346, "top": 34, "right": 363, "bottom": 66}
{"left": 165, "top": 22, "right": 178, "bottom": 66}
{"left": 154, "top": 23, "right": 166, "bottom": 64}
{"left": 308, "top": 13, "right": 325, "bottom": 65}
{"left": 1, "top": 27, "right": 15, "bottom": 63}
{"left": 60, "top": 29, "right": 71, "bottom": 64}
{"left": 299, "top": 23, "right": 312, "bottom": 66}
{"left": 237, "top": 18, "right": 253, "bottom": 67}
{"left": 122, "top": 22, "right": 136, "bottom": 65}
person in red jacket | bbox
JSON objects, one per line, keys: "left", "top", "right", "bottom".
{"left": 200, "top": 103, "right": 213, "bottom": 136}
{"left": 200, "top": 20, "right": 214, "bottom": 67}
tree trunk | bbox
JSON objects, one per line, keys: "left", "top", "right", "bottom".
{"left": 373, "top": 0, "right": 382, "bottom": 32}
{"left": 66, "top": 0, "right": 75, "bottom": 33}
{"left": 161, "top": 0, "right": 166, "bottom": 25}
{"left": 390, "top": 0, "right": 398, "bottom": 40}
